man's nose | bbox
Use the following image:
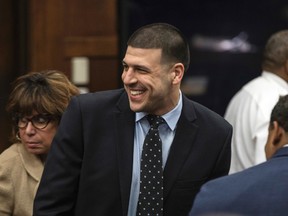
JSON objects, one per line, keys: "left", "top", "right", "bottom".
{"left": 122, "top": 69, "right": 137, "bottom": 84}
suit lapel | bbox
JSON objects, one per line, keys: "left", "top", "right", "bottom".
{"left": 163, "top": 96, "right": 198, "bottom": 198}
{"left": 113, "top": 92, "right": 200, "bottom": 211}
{"left": 114, "top": 91, "right": 135, "bottom": 216}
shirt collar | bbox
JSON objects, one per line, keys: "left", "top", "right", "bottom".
{"left": 262, "top": 71, "right": 288, "bottom": 91}
{"left": 135, "top": 91, "right": 183, "bottom": 131}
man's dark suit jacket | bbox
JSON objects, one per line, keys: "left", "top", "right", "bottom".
{"left": 189, "top": 147, "right": 288, "bottom": 216}
{"left": 33, "top": 88, "right": 232, "bottom": 216}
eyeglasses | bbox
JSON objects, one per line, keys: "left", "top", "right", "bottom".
{"left": 17, "top": 114, "right": 54, "bottom": 129}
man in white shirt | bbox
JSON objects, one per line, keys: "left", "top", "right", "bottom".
{"left": 224, "top": 30, "right": 288, "bottom": 174}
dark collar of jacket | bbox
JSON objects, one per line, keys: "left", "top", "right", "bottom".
{"left": 272, "top": 146, "right": 288, "bottom": 159}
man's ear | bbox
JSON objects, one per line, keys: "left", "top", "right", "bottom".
{"left": 265, "top": 121, "right": 286, "bottom": 159}
{"left": 283, "top": 60, "right": 288, "bottom": 79}
{"left": 285, "top": 60, "right": 288, "bottom": 71}
{"left": 265, "top": 121, "right": 278, "bottom": 159}
{"left": 271, "top": 121, "right": 282, "bottom": 146}
{"left": 171, "top": 63, "right": 184, "bottom": 84}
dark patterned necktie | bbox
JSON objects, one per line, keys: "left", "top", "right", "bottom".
{"left": 136, "top": 115, "right": 165, "bottom": 216}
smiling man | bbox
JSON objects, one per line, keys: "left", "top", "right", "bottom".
{"left": 33, "top": 23, "right": 232, "bottom": 216}
{"left": 122, "top": 47, "right": 179, "bottom": 115}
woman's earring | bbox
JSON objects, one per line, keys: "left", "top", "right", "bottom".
{"left": 16, "top": 132, "right": 21, "bottom": 141}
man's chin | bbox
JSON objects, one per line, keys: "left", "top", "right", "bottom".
{"left": 129, "top": 102, "right": 144, "bottom": 113}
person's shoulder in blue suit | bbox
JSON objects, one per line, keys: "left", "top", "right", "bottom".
{"left": 189, "top": 94, "right": 288, "bottom": 216}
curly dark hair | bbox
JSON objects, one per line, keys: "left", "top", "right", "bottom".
{"left": 6, "top": 70, "right": 79, "bottom": 142}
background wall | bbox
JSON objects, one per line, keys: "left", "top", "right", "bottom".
{"left": 0, "top": 1, "right": 25, "bottom": 152}
{"left": 121, "top": 0, "right": 288, "bottom": 115}
{"left": 1, "top": 0, "right": 288, "bottom": 152}
{"left": 0, "top": 0, "right": 119, "bottom": 152}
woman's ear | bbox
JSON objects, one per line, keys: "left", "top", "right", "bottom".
{"left": 171, "top": 63, "right": 184, "bottom": 84}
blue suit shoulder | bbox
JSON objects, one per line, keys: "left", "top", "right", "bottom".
{"left": 75, "top": 88, "right": 126, "bottom": 103}
{"left": 72, "top": 88, "right": 129, "bottom": 110}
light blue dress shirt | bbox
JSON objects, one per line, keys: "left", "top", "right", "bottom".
{"left": 127, "top": 92, "right": 183, "bottom": 216}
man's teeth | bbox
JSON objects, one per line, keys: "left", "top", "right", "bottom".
{"left": 131, "top": 90, "right": 143, "bottom": 96}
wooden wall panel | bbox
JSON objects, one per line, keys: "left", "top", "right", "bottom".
{"left": 28, "top": 0, "right": 65, "bottom": 71}
{"left": 28, "top": 0, "right": 119, "bottom": 92}
{"left": 1, "top": 0, "right": 119, "bottom": 153}
{"left": 64, "top": 36, "right": 118, "bottom": 57}
{"left": 0, "top": 1, "right": 17, "bottom": 153}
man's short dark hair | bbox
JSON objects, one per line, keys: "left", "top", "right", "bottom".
{"left": 262, "top": 30, "right": 288, "bottom": 71}
{"left": 127, "top": 23, "right": 190, "bottom": 72}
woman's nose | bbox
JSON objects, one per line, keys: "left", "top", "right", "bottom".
{"left": 24, "top": 121, "right": 37, "bottom": 135}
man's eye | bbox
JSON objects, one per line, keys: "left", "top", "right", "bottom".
{"left": 137, "top": 68, "right": 148, "bottom": 73}
{"left": 123, "top": 65, "right": 128, "bottom": 71}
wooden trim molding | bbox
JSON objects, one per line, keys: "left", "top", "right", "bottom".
{"left": 64, "top": 36, "right": 118, "bottom": 57}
